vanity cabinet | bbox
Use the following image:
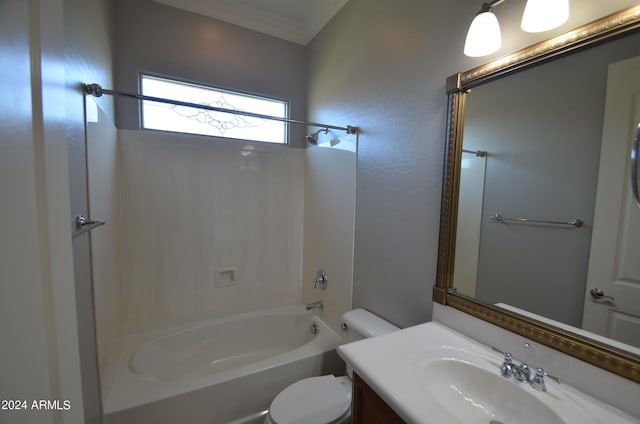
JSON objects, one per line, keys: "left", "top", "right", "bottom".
{"left": 352, "top": 373, "right": 405, "bottom": 424}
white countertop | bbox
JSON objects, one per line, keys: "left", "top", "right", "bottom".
{"left": 337, "top": 321, "right": 639, "bottom": 424}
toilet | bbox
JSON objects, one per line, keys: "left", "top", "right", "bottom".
{"left": 264, "top": 309, "right": 399, "bottom": 424}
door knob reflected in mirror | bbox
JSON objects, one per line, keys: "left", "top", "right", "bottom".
{"left": 590, "top": 288, "right": 615, "bottom": 302}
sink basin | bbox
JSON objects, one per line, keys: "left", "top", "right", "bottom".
{"left": 425, "top": 358, "right": 563, "bottom": 424}
{"left": 414, "top": 347, "right": 595, "bottom": 424}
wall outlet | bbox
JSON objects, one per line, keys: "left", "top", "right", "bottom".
{"left": 215, "top": 267, "right": 237, "bottom": 287}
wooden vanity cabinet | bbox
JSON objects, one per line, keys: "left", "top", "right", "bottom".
{"left": 351, "top": 373, "right": 406, "bottom": 424}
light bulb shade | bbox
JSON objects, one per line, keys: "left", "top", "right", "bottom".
{"left": 464, "top": 10, "right": 502, "bottom": 57}
{"left": 521, "top": 0, "right": 569, "bottom": 33}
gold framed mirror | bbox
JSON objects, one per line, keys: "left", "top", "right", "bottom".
{"left": 434, "top": 5, "right": 640, "bottom": 383}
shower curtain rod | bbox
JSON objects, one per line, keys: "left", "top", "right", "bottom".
{"left": 84, "top": 83, "right": 358, "bottom": 134}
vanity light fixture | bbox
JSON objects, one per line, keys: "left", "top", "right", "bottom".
{"left": 464, "top": 2, "right": 502, "bottom": 57}
{"left": 521, "top": 0, "right": 570, "bottom": 33}
{"left": 464, "top": 0, "right": 570, "bottom": 57}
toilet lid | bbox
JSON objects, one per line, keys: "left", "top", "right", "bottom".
{"left": 270, "top": 375, "right": 351, "bottom": 424}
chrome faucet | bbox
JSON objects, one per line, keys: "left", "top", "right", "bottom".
{"left": 497, "top": 350, "right": 559, "bottom": 391}
{"left": 305, "top": 300, "right": 324, "bottom": 311}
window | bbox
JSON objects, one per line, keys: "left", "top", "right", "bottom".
{"left": 141, "top": 75, "right": 288, "bottom": 144}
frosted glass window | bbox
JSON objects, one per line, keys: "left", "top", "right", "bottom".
{"left": 141, "top": 75, "right": 288, "bottom": 144}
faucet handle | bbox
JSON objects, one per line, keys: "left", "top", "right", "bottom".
{"left": 541, "top": 369, "right": 560, "bottom": 384}
{"left": 531, "top": 367, "right": 560, "bottom": 391}
{"left": 500, "top": 352, "right": 514, "bottom": 378}
{"left": 514, "top": 363, "right": 531, "bottom": 382}
{"left": 531, "top": 368, "right": 546, "bottom": 391}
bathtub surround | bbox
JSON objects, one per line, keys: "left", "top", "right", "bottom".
{"left": 94, "top": 120, "right": 357, "bottom": 416}
{"left": 303, "top": 133, "right": 357, "bottom": 333}
{"left": 117, "top": 129, "right": 305, "bottom": 328}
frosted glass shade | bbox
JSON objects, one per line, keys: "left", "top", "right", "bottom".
{"left": 464, "top": 11, "right": 502, "bottom": 57}
{"left": 521, "top": 0, "right": 569, "bottom": 33}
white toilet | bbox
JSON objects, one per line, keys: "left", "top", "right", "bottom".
{"left": 264, "top": 309, "right": 399, "bottom": 424}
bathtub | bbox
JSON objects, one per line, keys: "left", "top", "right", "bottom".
{"left": 104, "top": 306, "right": 345, "bottom": 424}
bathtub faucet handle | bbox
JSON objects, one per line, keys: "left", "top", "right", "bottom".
{"left": 313, "top": 269, "right": 328, "bottom": 290}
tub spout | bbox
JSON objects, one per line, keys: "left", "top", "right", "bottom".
{"left": 305, "top": 301, "right": 324, "bottom": 311}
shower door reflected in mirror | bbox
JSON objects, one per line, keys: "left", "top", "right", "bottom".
{"left": 452, "top": 30, "right": 640, "bottom": 354}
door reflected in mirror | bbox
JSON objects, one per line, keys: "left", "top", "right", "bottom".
{"left": 453, "top": 31, "right": 640, "bottom": 355}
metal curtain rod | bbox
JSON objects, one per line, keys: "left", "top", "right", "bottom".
{"left": 491, "top": 213, "right": 583, "bottom": 228}
{"left": 84, "top": 83, "right": 357, "bottom": 134}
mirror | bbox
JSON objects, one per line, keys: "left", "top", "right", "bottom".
{"left": 435, "top": 5, "right": 640, "bottom": 383}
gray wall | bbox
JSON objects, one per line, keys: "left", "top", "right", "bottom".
{"left": 466, "top": 32, "right": 640, "bottom": 327}
{"left": 113, "top": 0, "right": 308, "bottom": 147}
{"left": 307, "top": 0, "right": 478, "bottom": 327}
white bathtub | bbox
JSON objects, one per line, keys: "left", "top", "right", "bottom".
{"left": 104, "top": 306, "right": 345, "bottom": 424}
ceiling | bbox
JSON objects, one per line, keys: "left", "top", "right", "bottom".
{"left": 152, "top": 0, "right": 350, "bottom": 45}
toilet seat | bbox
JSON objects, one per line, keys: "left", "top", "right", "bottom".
{"left": 267, "top": 375, "right": 352, "bottom": 424}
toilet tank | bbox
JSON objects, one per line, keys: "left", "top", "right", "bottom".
{"left": 341, "top": 309, "right": 399, "bottom": 343}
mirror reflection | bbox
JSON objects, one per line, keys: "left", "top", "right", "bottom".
{"left": 454, "top": 31, "right": 640, "bottom": 355}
